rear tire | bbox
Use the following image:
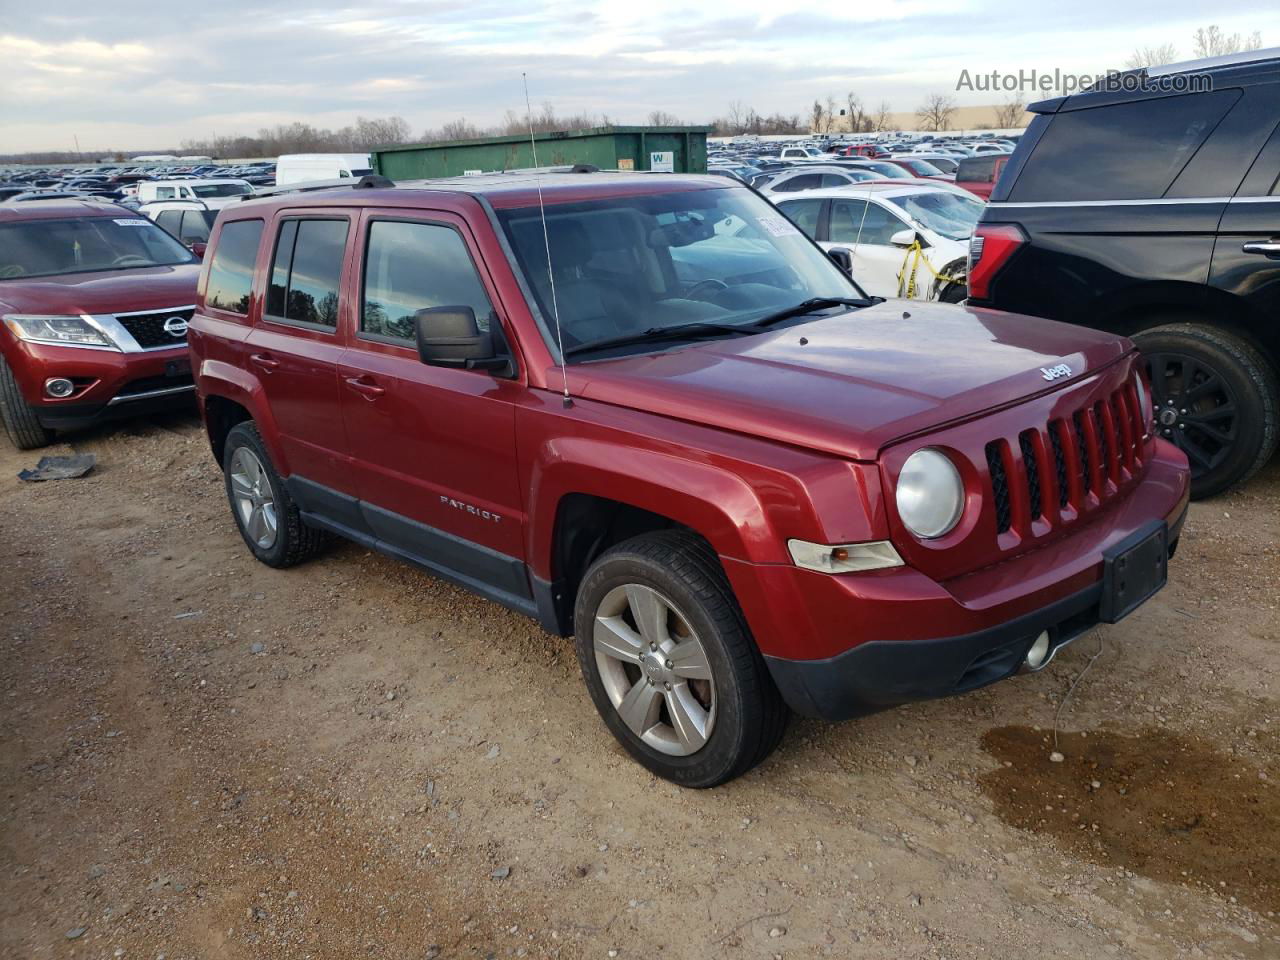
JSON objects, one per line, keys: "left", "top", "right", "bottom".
{"left": 0, "top": 355, "right": 54, "bottom": 450}
{"left": 1133, "top": 323, "right": 1278, "bottom": 499}
{"left": 573, "top": 530, "right": 788, "bottom": 788}
{"left": 222, "top": 421, "right": 327, "bottom": 567}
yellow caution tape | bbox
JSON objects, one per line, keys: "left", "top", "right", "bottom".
{"left": 896, "top": 238, "right": 964, "bottom": 301}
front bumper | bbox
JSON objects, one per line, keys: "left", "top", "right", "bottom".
{"left": 6, "top": 340, "right": 193, "bottom": 431}
{"left": 725, "top": 442, "right": 1189, "bottom": 720}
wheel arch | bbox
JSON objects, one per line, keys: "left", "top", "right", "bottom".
{"left": 197, "top": 361, "right": 289, "bottom": 472}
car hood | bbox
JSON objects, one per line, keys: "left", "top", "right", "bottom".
{"left": 569, "top": 301, "right": 1130, "bottom": 461}
{"left": 0, "top": 263, "right": 200, "bottom": 317}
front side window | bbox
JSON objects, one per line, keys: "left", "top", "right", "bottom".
{"left": 266, "top": 218, "right": 347, "bottom": 328}
{"left": 204, "top": 218, "right": 263, "bottom": 313}
{"left": 496, "top": 185, "right": 859, "bottom": 360}
{"left": 362, "top": 221, "right": 494, "bottom": 342}
{"left": 0, "top": 216, "right": 194, "bottom": 281}
{"left": 829, "top": 200, "right": 904, "bottom": 245}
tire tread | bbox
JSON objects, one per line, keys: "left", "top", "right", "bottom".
{"left": 0, "top": 355, "right": 54, "bottom": 450}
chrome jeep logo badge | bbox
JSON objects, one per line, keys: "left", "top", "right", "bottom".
{"left": 1040, "top": 363, "right": 1072, "bottom": 381}
{"left": 163, "top": 316, "right": 189, "bottom": 338}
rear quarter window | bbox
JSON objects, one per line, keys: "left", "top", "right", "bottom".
{"left": 204, "top": 219, "right": 264, "bottom": 314}
{"left": 1009, "top": 90, "right": 1241, "bottom": 202}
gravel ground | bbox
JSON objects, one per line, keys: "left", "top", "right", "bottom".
{"left": 1, "top": 412, "right": 1276, "bottom": 960}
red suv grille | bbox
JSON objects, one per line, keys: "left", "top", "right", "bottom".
{"left": 983, "top": 381, "right": 1146, "bottom": 536}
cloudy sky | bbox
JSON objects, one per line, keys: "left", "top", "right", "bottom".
{"left": 1, "top": 1, "right": 1276, "bottom": 152}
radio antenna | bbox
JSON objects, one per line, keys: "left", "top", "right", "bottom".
{"left": 523, "top": 72, "right": 572, "bottom": 408}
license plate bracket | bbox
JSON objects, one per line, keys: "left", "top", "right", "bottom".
{"left": 1099, "top": 521, "right": 1169, "bottom": 623}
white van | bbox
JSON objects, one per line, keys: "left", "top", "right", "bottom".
{"left": 275, "top": 154, "right": 373, "bottom": 185}
{"left": 135, "top": 179, "right": 254, "bottom": 207}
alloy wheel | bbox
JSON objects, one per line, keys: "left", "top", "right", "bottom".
{"left": 592, "top": 583, "right": 716, "bottom": 757}
{"left": 229, "top": 446, "right": 278, "bottom": 549}
{"left": 1146, "top": 351, "right": 1239, "bottom": 477}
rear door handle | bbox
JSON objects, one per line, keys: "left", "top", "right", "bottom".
{"left": 249, "top": 353, "right": 280, "bottom": 372}
{"left": 1241, "top": 239, "right": 1280, "bottom": 258}
{"left": 344, "top": 375, "right": 385, "bottom": 399}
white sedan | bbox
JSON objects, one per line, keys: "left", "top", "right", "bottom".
{"left": 771, "top": 183, "right": 985, "bottom": 302}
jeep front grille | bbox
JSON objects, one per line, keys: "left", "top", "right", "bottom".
{"left": 985, "top": 382, "right": 1146, "bottom": 537}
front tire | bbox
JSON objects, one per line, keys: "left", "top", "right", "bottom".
{"left": 0, "top": 355, "right": 54, "bottom": 450}
{"left": 1133, "top": 323, "right": 1279, "bottom": 499}
{"left": 573, "top": 530, "right": 788, "bottom": 788}
{"left": 222, "top": 421, "right": 326, "bottom": 567}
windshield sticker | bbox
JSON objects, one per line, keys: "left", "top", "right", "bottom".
{"left": 113, "top": 218, "right": 150, "bottom": 227}
{"left": 757, "top": 214, "right": 800, "bottom": 238}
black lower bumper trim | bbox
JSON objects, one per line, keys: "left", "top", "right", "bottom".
{"left": 765, "top": 583, "right": 1105, "bottom": 721}
{"left": 36, "top": 389, "right": 195, "bottom": 430}
{"left": 766, "top": 506, "right": 1187, "bottom": 722}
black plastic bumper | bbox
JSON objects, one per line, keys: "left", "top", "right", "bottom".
{"left": 765, "top": 512, "right": 1186, "bottom": 722}
{"left": 35, "top": 386, "right": 195, "bottom": 431}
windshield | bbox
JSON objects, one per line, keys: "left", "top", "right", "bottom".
{"left": 902, "top": 160, "right": 944, "bottom": 177}
{"left": 496, "top": 186, "right": 862, "bottom": 361}
{"left": 887, "top": 192, "right": 984, "bottom": 241}
{"left": 190, "top": 182, "right": 252, "bottom": 197}
{"left": 0, "top": 216, "right": 194, "bottom": 280}
{"left": 859, "top": 162, "right": 912, "bottom": 179}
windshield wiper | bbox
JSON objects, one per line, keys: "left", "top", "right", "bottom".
{"left": 746, "top": 297, "right": 873, "bottom": 330}
{"left": 563, "top": 321, "right": 757, "bottom": 359}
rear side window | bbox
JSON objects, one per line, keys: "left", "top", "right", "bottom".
{"left": 155, "top": 209, "right": 183, "bottom": 234}
{"left": 205, "top": 219, "right": 263, "bottom": 314}
{"left": 266, "top": 218, "right": 347, "bottom": 328}
{"left": 775, "top": 173, "right": 822, "bottom": 193}
{"left": 179, "top": 211, "right": 214, "bottom": 244}
{"left": 1010, "top": 90, "right": 1240, "bottom": 202}
{"left": 957, "top": 156, "right": 997, "bottom": 182}
{"left": 361, "top": 220, "right": 494, "bottom": 342}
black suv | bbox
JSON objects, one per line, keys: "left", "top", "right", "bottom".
{"left": 969, "top": 51, "right": 1280, "bottom": 498}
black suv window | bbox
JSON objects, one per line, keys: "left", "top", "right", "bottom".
{"left": 205, "top": 219, "right": 263, "bottom": 314}
{"left": 1009, "top": 90, "right": 1241, "bottom": 202}
{"left": 267, "top": 218, "right": 347, "bottom": 328}
{"left": 361, "top": 220, "right": 494, "bottom": 342}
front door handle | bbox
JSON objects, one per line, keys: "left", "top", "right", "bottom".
{"left": 1241, "top": 239, "right": 1280, "bottom": 258}
{"left": 249, "top": 353, "right": 280, "bottom": 372}
{"left": 344, "top": 375, "right": 386, "bottom": 399}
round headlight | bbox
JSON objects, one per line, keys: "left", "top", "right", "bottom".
{"left": 896, "top": 448, "right": 964, "bottom": 539}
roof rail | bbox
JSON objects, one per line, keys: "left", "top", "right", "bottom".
{"left": 242, "top": 174, "right": 395, "bottom": 201}
{"left": 1146, "top": 45, "right": 1280, "bottom": 77}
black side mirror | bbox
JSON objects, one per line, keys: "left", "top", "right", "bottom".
{"left": 827, "top": 248, "right": 853, "bottom": 274}
{"left": 415, "top": 306, "right": 511, "bottom": 374}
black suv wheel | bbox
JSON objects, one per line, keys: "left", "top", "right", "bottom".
{"left": 573, "top": 530, "right": 788, "bottom": 788}
{"left": 1134, "top": 323, "right": 1279, "bottom": 499}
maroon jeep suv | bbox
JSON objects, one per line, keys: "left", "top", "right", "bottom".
{"left": 0, "top": 199, "right": 201, "bottom": 448}
{"left": 188, "top": 172, "right": 1190, "bottom": 787}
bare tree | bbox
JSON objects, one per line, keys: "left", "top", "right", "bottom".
{"left": 810, "top": 99, "right": 825, "bottom": 134}
{"left": 823, "top": 95, "right": 838, "bottom": 134}
{"left": 1125, "top": 43, "right": 1179, "bottom": 68}
{"left": 873, "top": 101, "right": 893, "bottom": 132}
{"left": 727, "top": 100, "right": 746, "bottom": 132}
{"left": 1193, "top": 25, "right": 1263, "bottom": 58}
{"left": 845, "top": 91, "right": 870, "bottom": 133}
{"left": 916, "top": 93, "right": 957, "bottom": 132}
{"left": 993, "top": 97, "right": 1028, "bottom": 129}
{"left": 646, "top": 110, "right": 682, "bottom": 126}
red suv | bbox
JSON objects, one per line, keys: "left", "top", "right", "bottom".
{"left": 0, "top": 199, "right": 201, "bottom": 448}
{"left": 188, "top": 173, "right": 1189, "bottom": 787}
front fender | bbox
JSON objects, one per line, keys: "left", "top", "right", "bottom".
{"left": 525, "top": 435, "right": 785, "bottom": 581}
